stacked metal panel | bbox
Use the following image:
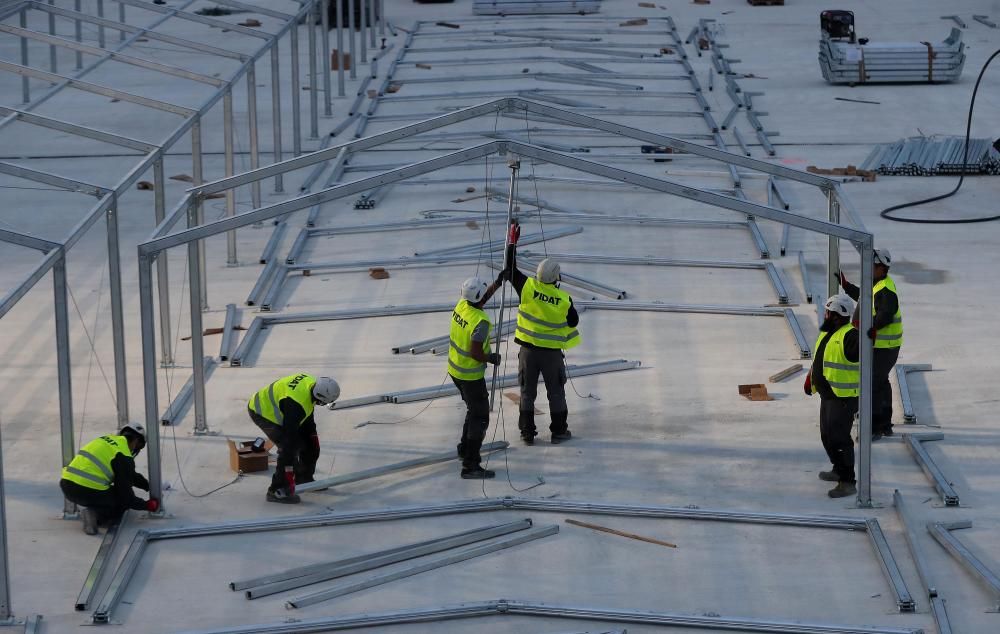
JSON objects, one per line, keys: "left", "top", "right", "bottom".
{"left": 819, "top": 28, "right": 965, "bottom": 84}
{"left": 473, "top": 0, "right": 601, "bottom": 16}
{"left": 861, "top": 137, "right": 1000, "bottom": 176}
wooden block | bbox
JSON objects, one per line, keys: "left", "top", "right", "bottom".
{"left": 238, "top": 19, "right": 261, "bottom": 27}
{"left": 504, "top": 392, "right": 542, "bottom": 414}
{"left": 738, "top": 384, "right": 773, "bottom": 401}
{"left": 204, "top": 192, "right": 226, "bottom": 200}
{"left": 638, "top": 1, "right": 656, "bottom": 6}
{"left": 465, "top": 220, "right": 479, "bottom": 230}
{"left": 416, "top": 63, "right": 433, "bottom": 70}
{"left": 619, "top": 18, "right": 648, "bottom": 26}
{"left": 136, "top": 180, "right": 154, "bottom": 191}
{"left": 169, "top": 173, "right": 194, "bottom": 182}
{"left": 367, "top": 89, "right": 377, "bottom": 98}
{"left": 693, "top": 0, "right": 711, "bottom": 4}
{"left": 386, "top": 83, "right": 401, "bottom": 93}
{"left": 331, "top": 51, "right": 351, "bottom": 71}
{"left": 369, "top": 267, "right": 390, "bottom": 280}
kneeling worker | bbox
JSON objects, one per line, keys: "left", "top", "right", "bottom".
{"left": 60, "top": 424, "right": 158, "bottom": 535}
{"left": 449, "top": 275, "right": 504, "bottom": 479}
{"left": 248, "top": 373, "right": 340, "bottom": 504}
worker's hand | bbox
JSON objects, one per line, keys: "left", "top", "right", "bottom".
{"left": 867, "top": 327, "right": 877, "bottom": 341}
{"left": 494, "top": 269, "right": 507, "bottom": 286}
{"left": 835, "top": 270, "right": 849, "bottom": 288}
{"left": 145, "top": 498, "right": 160, "bottom": 513}
{"left": 486, "top": 352, "right": 502, "bottom": 366}
{"left": 133, "top": 473, "right": 150, "bottom": 491}
{"left": 803, "top": 372, "right": 812, "bottom": 396}
{"left": 507, "top": 222, "right": 521, "bottom": 246}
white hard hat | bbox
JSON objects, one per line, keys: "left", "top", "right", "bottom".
{"left": 120, "top": 422, "right": 146, "bottom": 442}
{"left": 312, "top": 376, "right": 340, "bottom": 406}
{"left": 461, "top": 277, "right": 489, "bottom": 303}
{"left": 873, "top": 248, "right": 891, "bottom": 267}
{"left": 536, "top": 258, "right": 561, "bottom": 284}
{"left": 824, "top": 293, "right": 855, "bottom": 318}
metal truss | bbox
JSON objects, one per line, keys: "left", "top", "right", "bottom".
{"left": 91, "top": 497, "right": 916, "bottom": 628}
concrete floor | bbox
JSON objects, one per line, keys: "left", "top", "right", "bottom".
{"left": 1, "top": 0, "right": 999, "bottom": 632}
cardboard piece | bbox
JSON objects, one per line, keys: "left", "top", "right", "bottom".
{"left": 227, "top": 439, "right": 273, "bottom": 473}
{"left": 738, "top": 384, "right": 773, "bottom": 401}
{"left": 331, "top": 51, "right": 351, "bottom": 70}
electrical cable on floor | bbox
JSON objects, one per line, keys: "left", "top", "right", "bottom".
{"left": 880, "top": 48, "right": 1000, "bottom": 224}
{"left": 352, "top": 373, "right": 450, "bottom": 427}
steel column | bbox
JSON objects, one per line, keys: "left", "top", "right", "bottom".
{"left": 290, "top": 25, "right": 302, "bottom": 155}
{"left": 827, "top": 191, "right": 840, "bottom": 300}
{"left": 269, "top": 46, "right": 284, "bottom": 193}
{"left": 74, "top": 0, "right": 83, "bottom": 69}
{"left": 190, "top": 122, "right": 208, "bottom": 310}
{"left": 0, "top": 411, "right": 10, "bottom": 620}
{"left": 367, "top": 0, "right": 376, "bottom": 48}
{"left": 118, "top": 1, "right": 126, "bottom": 42}
{"left": 378, "top": 0, "right": 385, "bottom": 39}
{"left": 47, "top": 0, "right": 57, "bottom": 72}
{"left": 97, "top": 0, "right": 105, "bottom": 48}
{"left": 53, "top": 254, "right": 76, "bottom": 517}
{"left": 19, "top": 9, "right": 28, "bottom": 103}
{"left": 138, "top": 255, "right": 162, "bottom": 503}
{"left": 188, "top": 205, "right": 209, "bottom": 435}
{"left": 335, "top": 0, "right": 345, "bottom": 96}
{"left": 348, "top": 0, "right": 357, "bottom": 78}
{"left": 308, "top": 2, "right": 319, "bottom": 139}
{"left": 359, "top": 0, "right": 367, "bottom": 62}
{"left": 223, "top": 89, "right": 238, "bottom": 265}
{"left": 857, "top": 240, "right": 874, "bottom": 507}
{"left": 322, "top": 0, "right": 332, "bottom": 114}
{"left": 105, "top": 198, "right": 129, "bottom": 425}
{"left": 154, "top": 160, "right": 173, "bottom": 367}
{"left": 246, "top": 63, "right": 261, "bottom": 209}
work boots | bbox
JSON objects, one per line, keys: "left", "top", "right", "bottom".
{"left": 461, "top": 466, "right": 496, "bottom": 480}
{"left": 827, "top": 481, "right": 857, "bottom": 498}
{"left": 518, "top": 411, "right": 537, "bottom": 445}
{"left": 80, "top": 507, "right": 99, "bottom": 535}
{"left": 817, "top": 470, "right": 840, "bottom": 482}
{"left": 266, "top": 487, "right": 301, "bottom": 504}
{"left": 550, "top": 411, "right": 571, "bottom": 444}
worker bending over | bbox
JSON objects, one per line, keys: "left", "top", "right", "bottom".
{"left": 448, "top": 275, "right": 504, "bottom": 479}
{"left": 60, "top": 424, "right": 158, "bottom": 535}
{"left": 804, "top": 294, "right": 860, "bottom": 499}
{"left": 499, "top": 230, "right": 581, "bottom": 444}
{"left": 248, "top": 373, "right": 340, "bottom": 504}
{"left": 837, "top": 248, "right": 902, "bottom": 439}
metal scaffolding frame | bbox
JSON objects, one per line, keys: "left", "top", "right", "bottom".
{"left": 0, "top": 0, "right": 332, "bottom": 621}
{"left": 90, "top": 497, "right": 915, "bottom": 628}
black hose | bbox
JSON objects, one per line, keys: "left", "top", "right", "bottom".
{"left": 880, "top": 48, "right": 1000, "bottom": 224}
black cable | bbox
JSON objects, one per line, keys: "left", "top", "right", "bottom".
{"left": 880, "top": 48, "right": 1000, "bottom": 224}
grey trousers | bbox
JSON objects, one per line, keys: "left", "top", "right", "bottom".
{"left": 518, "top": 346, "right": 567, "bottom": 416}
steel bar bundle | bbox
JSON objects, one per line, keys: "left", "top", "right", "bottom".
{"left": 861, "top": 137, "right": 999, "bottom": 176}
{"left": 819, "top": 28, "right": 965, "bottom": 84}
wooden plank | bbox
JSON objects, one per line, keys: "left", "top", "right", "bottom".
{"left": 565, "top": 518, "right": 677, "bottom": 548}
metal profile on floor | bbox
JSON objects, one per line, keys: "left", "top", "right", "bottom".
{"left": 160, "top": 357, "right": 217, "bottom": 426}
{"left": 896, "top": 364, "right": 932, "bottom": 423}
{"left": 905, "top": 434, "right": 959, "bottom": 506}
{"left": 75, "top": 512, "right": 127, "bottom": 611}
{"left": 928, "top": 520, "right": 1000, "bottom": 611}
{"left": 894, "top": 491, "right": 954, "bottom": 633}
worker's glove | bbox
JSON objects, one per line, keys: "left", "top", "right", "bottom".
{"left": 834, "top": 270, "right": 849, "bottom": 288}
{"left": 133, "top": 473, "right": 150, "bottom": 491}
{"left": 284, "top": 468, "right": 296, "bottom": 495}
{"left": 486, "top": 352, "right": 502, "bottom": 366}
{"left": 145, "top": 498, "right": 160, "bottom": 513}
{"left": 866, "top": 327, "right": 877, "bottom": 341}
{"left": 803, "top": 372, "right": 812, "bottom": 396}
{"left": 494, "top": 269, "right": 507, "bottom": 286}
{"left": 507, "top": 222, "right": 521, "bottom": 246}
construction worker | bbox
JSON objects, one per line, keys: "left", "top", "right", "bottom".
{"left": 837, "top": 248, "right": 902, "bottom": 439}
{"left": 804, "top": 294, "right": 861, "bottom": 499}
{"left": 59, "top": 424, "right": 158, "bottom": 535}
{"left": 248, "top": 373, "right": 340, "bottom": 504}
{"left": 499, "top": 227, "right": 581, "bottom": 444}
{"left": 448, "top": 275, "right": 505, "bottom": 479}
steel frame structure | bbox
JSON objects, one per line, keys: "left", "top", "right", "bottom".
{"left": 928, "top": 519, "right": 1000, "bottom": 611}
{"left": 90, "top": 497, "right": 915, "bottom": 627}
{"left": 0, "top": 0, "right": 332, "bottom": 621}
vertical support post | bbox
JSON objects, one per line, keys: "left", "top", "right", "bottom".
{"left": 153, "top": 160, "right": 173, "bottom": 367}
{"left": 290, "top": 25, "right": 303, "bottom": 156}
{"left": 0, "top": 412, "right": 10, "bottom": 621}
{"left": 223, "top": 89, "right": 237, "bottom": 265}
{"left": 105, "top": 198, "right": 129, "bottom": 425}
{"left": 74, "top": 0, "right": 83, "bottom": 69}
{"left": 118, "top": 1, "right": 126, "bottom": 43}
{"left": 347, "top": 0, "right": 357, "bottom": 79}
{"left": 19, "top": 9, "right": 29, "bottom": 104}
{"left": 490, "top": 159, "right": 519, "bottom": 411}
{"left": 246, "top": 63, "right": 261, "bottom": 209}
{"left": 857, "top": 240, "right": 875, "bottom": 507}
{"left": 138, "top": 253, "right": 162, "bottom": 505}
{"left": 359, "top": 0, "right": 367, "bottom": 63}
{"left": 188, "top": 209, "right": 209, "bottom": 435}
{"left": 378, "top": 0, "right": 385, "bottom": 39}
{"left": 47, "top": 0, "right": 58, "bottom": 73}
{"left": 321, "top": 0, "right": 333, "bottom": 115}
{"left": 308, "top": 2, "right": 320, "bottom": 139}
{"left": 335, "top": 0, "right": 345, "bottom": 96}
{"left": 97, "top": 0, "right": 106, "bottom": 48}
{"left": 53, "top": 253, "right": 77, "bottom": 517}
{"left": 269, "top": 46, "right": 284, "bottom": 193}
{"left": 826, "top": 190, "right": 840, "bottom": 300}
{"left": 190, "top": 121, "right": 207, "bottom": 310}
{"left": 367, "top": 0, "right": 376, "bottom": 48}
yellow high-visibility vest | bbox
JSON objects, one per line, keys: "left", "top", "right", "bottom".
{"left": 516, "top": 278, "right": 581, "bottom": 350}
{"left": 873, "top": 275, "right": 903, "bottom": 349}
{"left": 248, "top": 373, "right": 316, "bottom": 426}
{"left": 812, "top": 324, "right": 860, "bottom": 398}
{"left": 61, "top": 435, "right": 131, "bottom": 491}
{"left": 447, "top": 299, "right": 492, "bottom": 380}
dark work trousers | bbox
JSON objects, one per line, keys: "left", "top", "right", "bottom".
{"left": 60, "top": 480, "right": 127, "bottom": 526}
{"left": 248, "top": 409, "right": 320, "bottom": 491}
{"left": 819, "top": 397, "right": 858, "bottom": 483}
{"left": 873, "top": 347, "right": 900, "bottom": 433}
{"left": 452, "top": 376, "right": 490, "bottom": 470}
{"left": 518, "top": 346, "right": 568, "bottom": 433}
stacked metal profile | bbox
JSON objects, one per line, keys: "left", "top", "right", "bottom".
{"left": 819, "top": 28, "right": 965, "bottom": 84}
{"left": 861, "top": 137, "right": 1000, "bottom": 176}
{"left": 473, "top": 0, "right": 601, "bottom": 16}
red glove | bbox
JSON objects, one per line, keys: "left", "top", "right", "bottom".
{"left": 507, "top": 222, "right": 521, "bottom": 246}
{"left": 284, "top": 468, "right": 296, "bottom": 495}
{"left": 867, "top": 327, "right": 877, "bottom": 341}
{"left": 145, "top": 498, "right": 160, "bottom": 513}
{"left": 803, "top": 372, "right": 812, "bottom": 396}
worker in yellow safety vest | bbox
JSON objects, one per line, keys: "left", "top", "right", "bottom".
{"left": 804, "top": 294, "right": 861, "bottom": 499}
{"left": 448, "top": 274, "right": 504, "bottom": 479}
{"left": 247, "top": 374, "right": 340, "bottom": 504}
{"left": 837, "top": 248, "right": 902, "bottom": 439}
{"left": 496, "top": 225, "right": 581, "bottom": 445}
{"left": 59, "top": 423, "right": 157, "bottom": 535}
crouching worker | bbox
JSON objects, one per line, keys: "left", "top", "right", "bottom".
{"left": 60, "top": 423, "right": 158, "bottom": 535}
{"left": 248, "top": 373, "right": 340, "bottom": 504}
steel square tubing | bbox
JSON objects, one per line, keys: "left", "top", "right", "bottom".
{"left": 896, "top": 364, "right": 931, "bottom": 423}
{"left": 0, "top": 106, "right": 156, "bottom": 152}
{"left": 229, "top": 316, "right": 263, "bottom": 366}
{"left": 894, "top": 491, "right": 953, "bottom": 633}
{"left": 219, "top": 304, "right": 237, "bottom": 361}
{"left": 0, "top": 161, "right": 107, "bottom": 196}
{"left": 415, "top": 226, "right": 583, "bottom": 257}
{"left": 287, "top": 525, "right": 560, "bottom": 608}
{"left": 245, "top": 257, "right": 279, "bottom": 306}
{"left": 0, "top": 229, "right": 59, "bottom": 253}
{"left": 112, "top": 0, "right": 272, "bottom": 39}
{"left": 75, "top": 512, "right": 126, "bottom": 611}
{"left": 237, "top": 518, "right": 532, "bottom": 595}
{"left": 92, "top": 529, "right": 151, "bottom": 623}
{"left": 209, "top": 0, "right": 294, "bottom": 20}
{"left": 905, "top": 436, "right": 959, "bottom": 506}
{"left": 798, "top": 252, "right": 813, "bottom": 303}
{"left": 160, "top": 357, "right": 216, "bottom": 425}
{"left": 865, "top": 518, "right": 915, "bottom": 611}
{"left": 929, "top": 521, "right": 1000, "bottom": 609}
{"left": 245, "top": 518, "right": 532, "bottom": 600}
